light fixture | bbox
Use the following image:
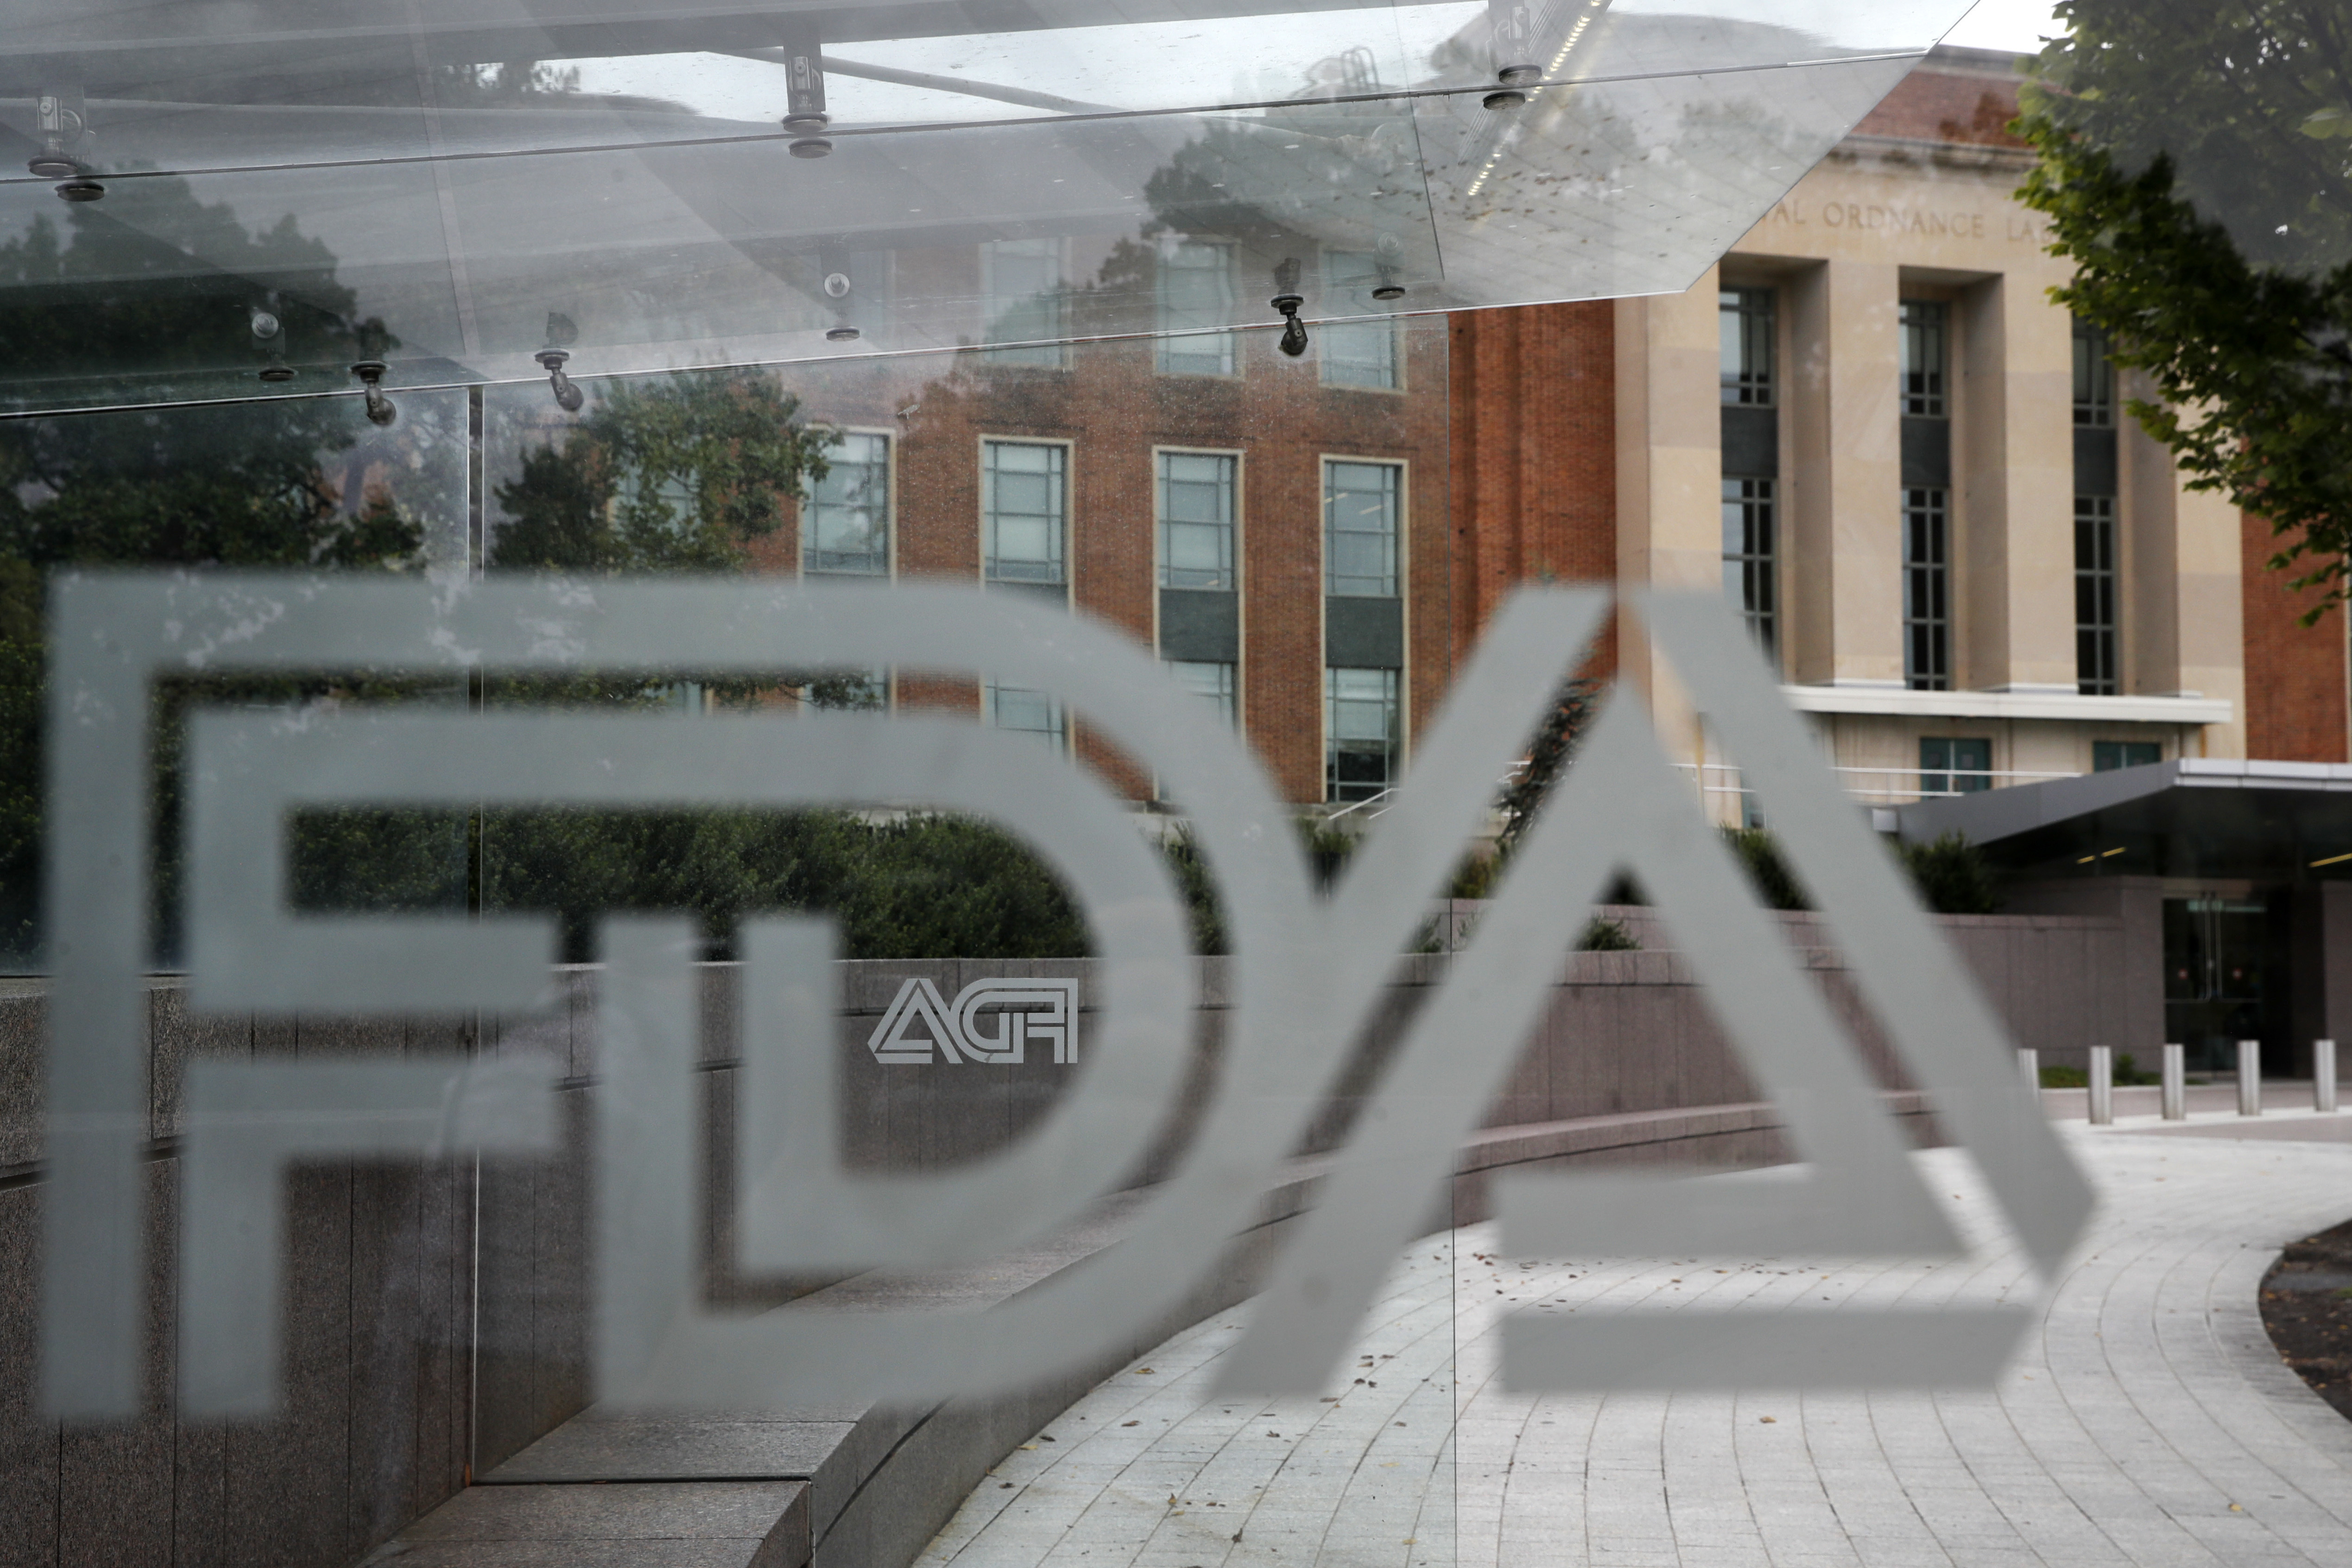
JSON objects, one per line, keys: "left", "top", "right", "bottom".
{"left": 251, "top": 308, "right": 294, "bottom": 380}
{"left": 537, "top": 312, "right": 585, "bottom": 411}
{"left": 1484, "top": 64, "right": 1539, "bottom": 111}
{"left": 1271, "top": 258, "right": 1309, "bottom": 358}
{"left": 32, "top": 89, "right": 101, "bottom": 200}
{"left": 781, "top": 23, "right": 833, "bottom": 157}
{"left": 826, "top": 325, "right": 861, "bottom": 342}
{"left": 536, "top": 349, "right": 585, "bottom": 412}
{"left": 348, "top": 361, "right": 397, "bottom": 426}
{"left": 2312, "top": 850, "right": 2352, "bottom": 868}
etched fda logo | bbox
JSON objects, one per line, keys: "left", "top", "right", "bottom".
{"left": 867, "top": 978, "right": 1079, "bottom": 1065}
{"left": 37, "top": 574, "right": 2092, "bottom": 1421}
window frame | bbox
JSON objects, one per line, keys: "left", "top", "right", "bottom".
{"left": 1322, "top": 455, "right": 1405, "bottom": 599}
{"left": 980, "top": 436, "right": 1072, "bottom": 592}
{"left": 979, "top": 236, "right": 1070, "bottom": 369}
{"left": 2073, "top": 316, "right": 2116, "bottom": 429}
{"left": 984, "top": 680, "right": 1068, "bottom": 753}
{"left": 1317, "top": 250, "right": 1404, "bottom": 392}
{"left": 1903, "top": 485, "right": 1950, "bottom": 691}
{"left": 1720, "top": 286, "right": 1777, "bottom": 407}
{"left": 800, "top": 426, "right": 895, "bottom": 579}
{"left": 1919, "top": 735, "right": 1992, "bottom": 797}
{"left": 1899, "top": 298, "right": 1949, "bottom": 418}
{"left": 1720, "top": 474, "right": 1777, "bottom": 658}
{"left": 1154, "top": 445, "right": 1241, "bottom": 592}
{"left": 1324, "top": 665, "right": 1401, "bottom": 803}
{"left": 1164, "top": 658, "right": 1239, "bottom": 729}
{"left": 2075, "top": 493, "right": 2118, "bottom": 696}
{"left": 1155, "top": 240, "right": 1239, "bottom": 378}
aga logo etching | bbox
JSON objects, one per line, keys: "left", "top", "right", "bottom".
{"left": 867, "top": 978, "right": 1079, "bottom": 1064}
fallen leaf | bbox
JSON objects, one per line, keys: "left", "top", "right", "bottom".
{"left": 1121, "top": 1420, "right": 1139, "bottom": 1428}
{"left": 1759, "top": 1416, "right": 1777, "bottom": 1424}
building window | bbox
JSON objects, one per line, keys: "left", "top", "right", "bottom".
{"left": 2076, "top": 494, "right": 2118, "bottom": 695}
{"left": 1157, "top": 242, "right": 1236, "bottom": 376}
{"left": 983, "top": 440, "right": 1066, "bottom": 586}
{"left": 2093, "top": 740, "right": 2161, "bottom": 772}
{"left": 980, "top": 237, "right": 1067, "bottom": 367}
{"left": 1158, "top": 451, "right": 1236, "bottom": 589}
{"left": 1325, "top": 667, "right": 1398, "bottom": 801}
{"left": 1900, "top": 299, "right": 1947, "bottom": 417}
{"left": 1920, "top": 736, "right": 1991, "bottom": 797}
{"left": 799, "top": 669, "right": 888, "bottom": 711}
{"left": 1325, "top": 460, "right": 1400, "bottom": 597}
{"left": 803, "top": 431, "right": 889, "bottom": 576}
{"left": 1721, "top": 476, "right": 1777, "bottom": 655}
{"left": 1720, "top": 288, "right": 1775, "bottom": 405}
{"left": 2073, "top": 317, "right": 2115, "bottom": 427}
{"left": 1167, "top": 659, "right": 1237, "bottom": 727}
{"left": 986, "top": 682, "right": 1065, "bottom": 750}
{"left": 1903, "top": 486, "right": 1949, "bottom": 690}
{"left": 1319, "top": 252, "right": 1400, "bottom": 390}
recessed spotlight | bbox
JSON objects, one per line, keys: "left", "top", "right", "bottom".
{"left": 1372, "top": 284, "right": 1405, "bottom": 301}
{"left": 826, "top": 325, "right": 860, "bottom": 342}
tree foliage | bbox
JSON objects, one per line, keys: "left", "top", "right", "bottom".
{"left": 489, "top": 369, "right": 832, "bottom": 574}
{"left": 2016, "top": 1, "right": 2352, "bottom": 612}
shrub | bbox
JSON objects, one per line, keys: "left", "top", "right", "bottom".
{"left": 1896, "top": 831, "right": 2002, "bottom": 915}
{"left": 1721, "top": 827, "right": 1808, "bottom": 910}
{"left": 1577, "top": 916, "right": 1639, "bottom": 951}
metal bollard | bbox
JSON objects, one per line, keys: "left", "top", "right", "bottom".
{"left": 2019, "top": 1047, "right": 2040, "bottom": 1095}
{"left": 2087, "top": 1045, "right": 2113, "bottom": 1125}
{"left": 2238, "top": 1039, "right": 2262, "bottom": 1116}
{"left": 2318, "top": 1039, "right": 2339, "bottom": 1114}
{"left": 2162, "top": 1043, "right": 2186, "bottom": 1120}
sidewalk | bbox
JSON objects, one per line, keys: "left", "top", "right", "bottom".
{"left": 918, "top": 1119, "right": 2352, "bottom": 1566}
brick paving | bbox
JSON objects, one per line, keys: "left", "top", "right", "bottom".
{"left": 918, "top": 1117, "right": 2352, "bottom": 1566}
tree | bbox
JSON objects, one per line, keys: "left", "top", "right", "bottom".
{"left": 1493, "top": 675, "right": 1601, "bottom": 858}
{"left": 2016, "top": 1, "right": 2352, "bottom": 613}
{"left": 489, "top": 368, "right": 832, "bottom": 574}
{"left": 0, "top": 182, "right": 430, "bottom": 961}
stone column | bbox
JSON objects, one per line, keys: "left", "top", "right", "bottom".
{"left": 1957, "top": 273, "right": 2073, "bottom": 692}
{"left": 1786, "top": 257, "right": 1902, "bottom": 688}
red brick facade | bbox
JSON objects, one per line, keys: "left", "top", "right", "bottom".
{"left": 767, "top": 321, "right": 1450, "bottom": 803}
{"left": 1447, "top": 303, "right": 1619, "bottom": 675}
{"left": 2240, "top": 512, "right": 2350, "bottom": 761}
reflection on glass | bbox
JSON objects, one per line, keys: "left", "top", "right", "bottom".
{"left": 805, "top": 431, "right": 892, "bottom": 576}
{"left": 982, "top": 238, "right": 1069, "bottom": 367}
{"left": 1320, "top": 251, "right": 1403, "bottom": 389}
{"left": 1156, "top": 243, "right": 1238, "bottom": 377}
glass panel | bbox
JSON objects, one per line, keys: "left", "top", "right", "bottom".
{"left": 1902, "top": 485, "right": 1949, "bottom": 691}
{"left": 1326, "top": 459, "right": 1402, "bottom": 597}
{"left": 984, "top": 440, "right": 1068, "bottom": 584}
{"left": 1720, "top": 286, "right": 1775, "bottom": 406}
{"left": 1899, "top": 299, "right": 1947, "bottom": 418}
{"left": 0, "top": 3, "right": 1965, "bottom": 415}
{"left": 1720, "top": 476, "right": 1777, "bottom": 656}
{"left": 1158, "top": 451, "right": 1238, "bottom": 590}
{"left": 1156, "top": 242, "right": 1238, "bottom": 378}
{"left": 805, "top": 430, "right": 892, "bottom": 576}
{"left": 1166, "top": 658, "right": 1239, "bottom": 727}
{"left": 2075, "top": 495, "right": 2118, "bottom": 696}
{"left": 1325, "top": 664, "right": 1400, "bottom": 801}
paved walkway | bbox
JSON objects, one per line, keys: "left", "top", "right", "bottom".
{"left": 917, "top": 1114, "right": 2352, "bottom": 1567}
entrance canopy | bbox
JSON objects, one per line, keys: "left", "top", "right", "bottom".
{"left": 1896, "top": 759, "right": 2352, "bottom": 884}
{"left": 0, "top": 0, "right": 1969, "bottom": 413}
